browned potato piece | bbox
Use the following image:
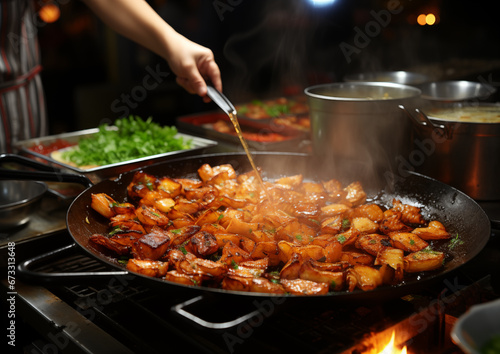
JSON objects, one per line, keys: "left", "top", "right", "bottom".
{"left": 349, "top": 204, "right": 384, "bottom": 223}
{"left": 412, "top": 221, "right": 451, "bottom": 240}
{"left": 274, "top": 174, "right": 303, "bottom": 189}
{"left": 251, "top": 241, "right": 281, "bottom": 266}
{"left": 404, "top": 251, "right": 445, "bottom": 273}
{"left": 351, "top": 217, "right": 378, "bottom": 234}
{"left": 375, "top": 247, "right": 405, "bottom": 282}
{"left": 225, "top": 218, "right": 261, "bottom": 237}
{"left": 127, "top": 259, "right": 169, "bottom": 277}
{"left": 299, "top": 259, "right": 344, "bottom": 291}
{"left": 91, "top": 193, "right": 117, "bottom": 219}
{"left": 178, "top": 257, "right": 228, "bottom": 278}
{"left": 321, "top": 203, "right": 351, "bottom": 217}
{"left": 392, "top": 199, "right": 426, "bottom": 225}
{"left": 186, "top": 231, "right": 218, "bottom": 257}
{"left": 280, "top": 253, "right": 303, "bottom": 280}
{"left": 346, "top": 265, "right": 383, "bottom": 292}
{"left": 323, "top": 241, "right": 343, "bottom": 263}
{"left": 90, "top": 234, "right": 130, "bottom": 255}
{"left": 222, "top": 275, "right": 285, "bottom": 294}
{"left": 320, "top": 215, "right": 345, "bottom": 235}
{"left": 280, "top": 278, "right": 329, "bottom": 295}
{"left": 277, "top": 241, "right": 324, "bottom": 263}
{"left": 131, "top": 226, "right": 172, "bottom": 260}
{"left": 379, "top": 209, "right": 412, "bottom": 234}
{"left": 164, "top": 270, "right": 203, "bottom": 286}
{"left": 135, "top": 205, "right": 169, "bottom": 226}
{"left": 340, "top": 251, "right": 374, "bottom": 266}
{"left": 195, "top": 209, "right": 221, "bottom": 226}
{"left": 355, "top": 234, "right": 393, "bottom": 256}
{"left": 343, "top": 181, "right": 367, "bottom": 207}
{"left": 157, "top": 177, "right": 182, "bottom": 198}
{"left": 389, "top": 232, "right": 428, "bottom": 253}
{"left": 277, "top": 220, "right": 316, "bottom": 245}
{"left": 169, "top": 225, "right": 201, "bottom": 247}
{"left": 219, "top": 241, "right": 252, "bottom": 265}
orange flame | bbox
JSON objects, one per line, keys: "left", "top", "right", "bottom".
{"left": 378, "top": 331, "right": 407, "bottom": 354}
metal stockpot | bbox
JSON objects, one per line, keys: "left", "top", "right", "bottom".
{"left": 304, "top": 82, "right": 422, "bottom": 177}
{"left": 401, "top": 103, "right": 500, "bottom": 201}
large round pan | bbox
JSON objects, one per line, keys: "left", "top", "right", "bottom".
{"left": 13, "top": 152, "right": 491, "bottom": 302}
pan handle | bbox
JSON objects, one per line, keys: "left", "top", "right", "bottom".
{"left": 17, "top": 243, "right": 130, "bottom": 285}
{"left": 398, "top": 105, "right": 454, "bottom": 140}
{"left": 0, "top": 153, "right": 93, "bottom": 188}
{"left": 171, "top": 295, "right": 267, "bottom": 330}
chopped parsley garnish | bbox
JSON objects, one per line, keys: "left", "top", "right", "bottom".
{"left": 448, "top": 233, "right": 464, "bottom": 250}
{"left": 231, "top": 259, "right": 239, "bottom": 269}
{"left": 62, "top": 115, "right": 192, "bottom": 167}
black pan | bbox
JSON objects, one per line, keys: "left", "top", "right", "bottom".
{"left": 6, "top": 152, "right": 491, "bottom": 302}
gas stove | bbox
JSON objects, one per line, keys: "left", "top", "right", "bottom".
{"left": 2, "top": 193, "right": 499, "bottom": 354}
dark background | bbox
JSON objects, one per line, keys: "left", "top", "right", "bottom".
{"left": 37, "top": 0, "right": 500, "bottom": 133}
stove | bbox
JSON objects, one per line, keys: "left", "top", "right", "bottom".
{"left": 2, "top": 193, "right": 499, "bottom": 354}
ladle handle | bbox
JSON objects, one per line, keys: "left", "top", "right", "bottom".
{"left": 206, "top": 85, "right": 237, "bottom": 116}
{"left": 398, "top": 105, "right": 453, "bottom": 139}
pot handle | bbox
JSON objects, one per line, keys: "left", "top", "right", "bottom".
{"left": 17, "top": 243, "right": 130, "bottom": 285}
{"left": 398, "top": 105, "right": 454, "bottom": 140}
{"left": 0, "top": 153, "right": 93, "bottom": 188}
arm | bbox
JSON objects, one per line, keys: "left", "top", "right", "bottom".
{"left": 81, "top": 0, "right": 222, "bottom": 99}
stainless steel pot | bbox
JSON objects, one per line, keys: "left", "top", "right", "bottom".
{"left": 344, "top": 71, "right": 430, "bottom": 85}
{"left": 304, "top": 82, "right": 422, "bottom": 177}
{"left": 0, "top": 180, "right": 48, "bottom": 230}
{"left": 401, "top": 103, "right": 500, "bottom": 201}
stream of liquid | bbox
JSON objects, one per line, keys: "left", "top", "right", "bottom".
{"left": 227, "top": 112, "right": 271, "bottom": 201}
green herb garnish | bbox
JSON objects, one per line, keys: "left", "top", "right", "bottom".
{"left": 62, "top": 116, "right": 192, "bottom": 167}
{"left": 448, "top": 233, "right": 464, "bottom": 250}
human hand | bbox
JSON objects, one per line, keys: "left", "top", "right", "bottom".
{"left": 166, "top": 34, "right": 222, "bottom": 102}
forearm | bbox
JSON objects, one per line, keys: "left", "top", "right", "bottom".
{"left": 80, "top": 0, "right": 179, "bottom": 61}
{"left": 81, "top": 0, "right": 222, "bottom": 96}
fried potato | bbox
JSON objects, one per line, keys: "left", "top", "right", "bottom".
{"left": 412, "top": 220, "right": 450, "bottom": 240}
{"left": 404, "top": 251, "right": 445, "bottom": 273}
{"left": 280, "top": 278, "right": 329, "bottom": 295}
{"left": 89, "top": 164, "right": 455, "bottom": 295}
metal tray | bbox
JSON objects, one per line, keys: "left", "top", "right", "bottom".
{"left": 15, "top": 128, "right": 217, "bottom": 183}
{"left": 176, "top": 112, "right": 310, "bottom": 152}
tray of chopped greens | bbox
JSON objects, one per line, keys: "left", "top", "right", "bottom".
{"left": 15, "top": 116, "right": 217, "bottom": 183}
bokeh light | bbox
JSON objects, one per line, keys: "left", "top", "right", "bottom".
{"left": 39, "top": 3, "right": 61, "bottom": 23}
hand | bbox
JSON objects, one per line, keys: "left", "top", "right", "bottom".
{"left": 166, "top": 34, "right": 222, "bottom": 102}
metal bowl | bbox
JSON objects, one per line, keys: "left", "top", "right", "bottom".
{"left": 344, "top": 71, "right": 430, "bottom": 85}
{"left": 451, "top": 298, "right": 500, "bottom": 354}
{"left": 0, "top": 180, "right": 48, "bottom": 230}
{"left": 420, "top": 80, "right": 496, "bottom": 102}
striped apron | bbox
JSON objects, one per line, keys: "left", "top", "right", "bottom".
{"left": 0, "top": 0, "right": 47, "bottom": 153}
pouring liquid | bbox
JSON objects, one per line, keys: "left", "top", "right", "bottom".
{"left": 227, "top": 112, "right": 272, "bottom": 202}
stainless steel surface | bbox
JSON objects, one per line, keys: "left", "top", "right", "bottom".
{"left": 406, "top": 104, "right": 500, "bottom": 200}
{"left": 0, "top": 180, "right": 48, "bottom": 230}
{"left": 420, "top": 80, "right": 496, "bottom": 102}
{"left": 14, "top": 128, "right": 218, "bottom": 183}
{"left": 1, "top": 279, "right": 134, "bottom": 354}
{"left": 305, "top": 82, "right": 421, "bottom": 173}
{"left": 344, "top": 71, "right": 430, "bottom": 85}
{"left": 0, "top": 192, "right": 68, "bottom": 249}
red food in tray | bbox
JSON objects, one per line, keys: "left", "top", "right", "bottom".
{"left": 176, "top": 112, "right": 308, "bottom": 150}
{"left": 235, "top": 97, "right": 309, "bottom": 120}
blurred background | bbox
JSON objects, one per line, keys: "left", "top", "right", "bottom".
{"left": 37, "top": 0, "right": 500, "bottom": 133}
